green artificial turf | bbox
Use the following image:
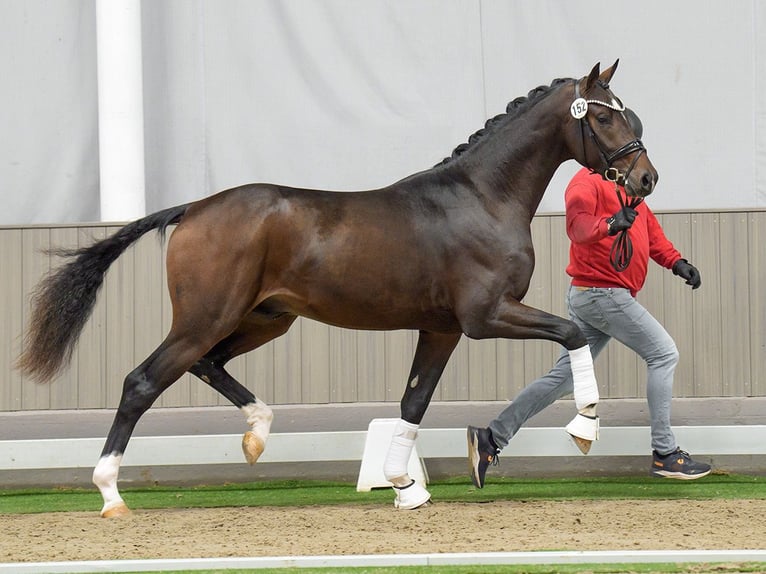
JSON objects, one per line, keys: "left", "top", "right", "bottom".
{"left": 1, "top": 473, "right": 763, "bottom": 515}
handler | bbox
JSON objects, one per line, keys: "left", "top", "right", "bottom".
{"left": 467, "top": 113, "right": 711, "bottom": 487}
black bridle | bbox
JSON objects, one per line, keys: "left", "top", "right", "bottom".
{"left": 571, "top": 79, "right": 646, "bottom": 272}
{"left": 572, "top": 79, "right": 646, "bottom": 191}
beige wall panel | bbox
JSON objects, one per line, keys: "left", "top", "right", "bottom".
{"left": 657, "top": 213, "right": 695, "bottom": 397}
{"left": 0, "top": 229, "right": 23, "bottom": 411}
{"left": 272, "top": 319, "right": 303, "bottom": 404}
{"left": 439, "top": 335, "right": 469, "bottom": 401}
{"left": 3, "top": 211, "right": 765, "bottom": 412}
{"left": 749, "top": 212, "right": 766, "bottom": 395}
{"left": 329, "top": 326, "right": 357, "bottom": 403}
{"left": 547, "top": 215, "right": 569, "bottom": 320}
{"left": 467, "top": 338, "right": 499, "bottom": 400}
{"left": 718, "top": 212, "right": 752, "bottom": 396}
{"left": 356, "top": 330, "right": 387, "bottom": 402}
{"left": 301, "top": 321, "right": 330, "bottom": 404}
{"left": 495, "top": 339, "right": 526, "bottom": 402}
{"left": 522, "top": 217, "right": 555, "bottom": 383}
{"left": 383, "top": 330, "right": 415, "bottom": 402}
{"left": 691, "top": 213, "right": 724, "bottom": 396}
{"left": 544, "top": 216, "right": 569, "bottom": 383}
{"left": 246, "top": 343, "right": 276, "bottom": 405}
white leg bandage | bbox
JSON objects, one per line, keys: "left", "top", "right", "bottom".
{"left": 383, "top": 419, "right": 418, "bottom": 487}
{"left": 569, "top": 345, "right": 599, "bottom": 411}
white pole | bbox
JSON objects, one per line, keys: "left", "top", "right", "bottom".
{"left": 96, "top": 0, "right": 146, "bottom": 222}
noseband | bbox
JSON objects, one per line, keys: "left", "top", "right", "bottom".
{"left": 571, "top": 79, "right": 645, "bottom": 190}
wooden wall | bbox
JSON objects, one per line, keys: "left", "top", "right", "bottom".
{"left": 2, "top": 211, "right": 764, "bottom": 412}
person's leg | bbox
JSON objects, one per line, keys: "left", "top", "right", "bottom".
{"left": 589, "top": 288, "right": 678, "bottom": 454}
{"left": 467, "top": 287, "right": 612, "bottom": 488}
{"left": 487, "top": 348, "right": 572, "bottom": 449}
{"left": 570, "top": 287, "right": 709, "bottom": 479}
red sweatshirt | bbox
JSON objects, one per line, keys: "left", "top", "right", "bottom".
{"left": 565, "top": 168, "right": 682, "bottom": 297}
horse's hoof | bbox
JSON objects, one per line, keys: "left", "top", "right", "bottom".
{"left": 570, "top": 435, "right": 593, "bottom": 454}
{"left": 101, "top": 501, "right": 131, "bottom": 518}
{"left": 565, "top": 413, "right": 599, "bottom": 454}
{"left": 393, "top": 480, "right": 431, "bottom": 510}
{"left": 242, "top": 431, "right": 265, "bottom": 465}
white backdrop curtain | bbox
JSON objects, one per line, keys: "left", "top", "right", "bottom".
{"left": 1, "top": 0, "right": 764, "bottom": 224}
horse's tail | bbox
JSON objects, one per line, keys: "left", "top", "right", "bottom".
{"left": 16, "top": 203, "right": 191, "bottom": 383}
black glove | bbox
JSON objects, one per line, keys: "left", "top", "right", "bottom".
{"left": 606, "top": 207, "right": 638, "bottom": 236}
{"left": 672, "top": 259, "right": 701, "bottom": 289}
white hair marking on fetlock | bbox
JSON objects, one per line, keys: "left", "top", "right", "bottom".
{"left": 242, "top": 399, "right": 273, "bottom": 441}
{"left": 92, "top": 453, "right": 124, "bottom": 510}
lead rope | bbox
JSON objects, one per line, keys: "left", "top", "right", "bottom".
{"left": 609, "top": 183, "right": 643, "bottom": 272}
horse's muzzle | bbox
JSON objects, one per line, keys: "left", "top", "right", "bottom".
{"left": 626, "top": 169, "right": 657, "bottom": 197}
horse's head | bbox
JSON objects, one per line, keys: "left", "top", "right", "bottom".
{"left": 569, "top": 60, "right": 658, "bottom": 197}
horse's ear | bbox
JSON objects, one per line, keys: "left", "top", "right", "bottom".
{"left": 599, "top": 59, "right": 620, "bottom": 86}
{"left": 584, "top": 62, "right": 601, "bottom": 91}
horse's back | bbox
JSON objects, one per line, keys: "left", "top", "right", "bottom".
{"left": 163, "top": 181, "right": 467, "bottom": 331}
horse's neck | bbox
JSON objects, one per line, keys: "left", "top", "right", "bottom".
{"left": 462, "top": 97, "right": 572, "bottom": 219}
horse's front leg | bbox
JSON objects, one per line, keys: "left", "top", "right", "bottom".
{"left": 461, "top": 297, "right": 599, "bottom": 453}
{"left": 385, "top": 331, "right": 461, "bottom": 510}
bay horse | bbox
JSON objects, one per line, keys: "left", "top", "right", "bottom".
{"left": 17, "top": 60, "right": 656, "bottom": 516}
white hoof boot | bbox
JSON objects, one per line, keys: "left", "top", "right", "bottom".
{"left": 565, "top": 413, "right": 599, "bottom": 454}
{"left": 392, "top": 480, "right": 431, "bottom": 510}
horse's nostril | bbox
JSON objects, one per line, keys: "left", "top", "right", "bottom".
{"left": 641, "top": 173, "right": 653, "bottom": 192}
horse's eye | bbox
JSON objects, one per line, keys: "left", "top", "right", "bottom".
{"left": 596, "top": 115, "right": 609, "bottom": 125}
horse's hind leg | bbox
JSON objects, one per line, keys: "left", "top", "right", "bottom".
{"left": 189, "top": 312, "right": 297, "bottom": 464}
{"left": 385, "top": 331, "right": 461, "bottom": 510}
{"left": 93, "top": 333, "right": 214, "bottom": 517}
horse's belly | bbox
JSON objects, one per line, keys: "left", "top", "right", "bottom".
{"left": 258, "top": 294, "right": 460, "bottom": 333}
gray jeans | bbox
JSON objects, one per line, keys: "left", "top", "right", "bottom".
{"left": 488, "top": 285, "right": 679, "bottom": 455}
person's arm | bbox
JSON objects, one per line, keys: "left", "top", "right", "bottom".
{"left": 566, "top": 181, "right": 637, "bottom": 242}
{"left": 565, "top": 182, "right": 609, "bottom": 243}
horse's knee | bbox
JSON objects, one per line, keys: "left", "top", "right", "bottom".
{"left": 117, "top": 369, "right": 160, "bottom": 417}
{"left": 561, "top": 321, "right": 587, "bottom": 350}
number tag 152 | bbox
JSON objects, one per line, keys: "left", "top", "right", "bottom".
{"left": 570, "top": 98, "right": 588, "bottom": 119}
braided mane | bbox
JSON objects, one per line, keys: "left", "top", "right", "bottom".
{"left": 437, "top": 77, "right": 572, "bottom": 166}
